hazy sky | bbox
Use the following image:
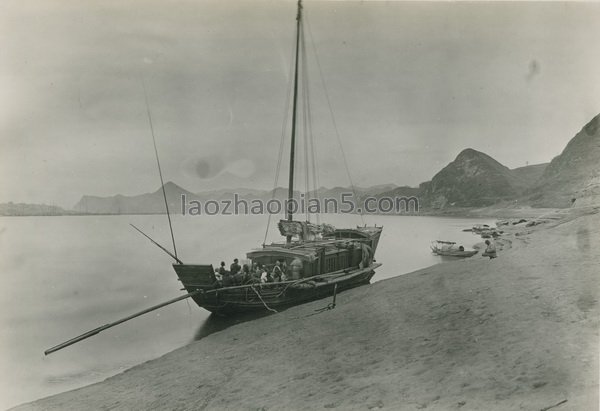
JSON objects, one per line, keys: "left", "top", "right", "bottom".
{"left": 1, "top": 0, "right": 599, "bottom": 207}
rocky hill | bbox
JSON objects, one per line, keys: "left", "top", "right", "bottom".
{"left": 64, "top": 113, "right": 600, "bottom": 214}
{"left": 529, "top": 113, "right": 600, "bottom": 208}
{"left": 419, "top": 149, "right": 524, "bottom": 208}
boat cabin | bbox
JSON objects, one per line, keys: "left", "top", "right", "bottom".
{"left": 247, "top": 224, "right": 381, "bottom": 280}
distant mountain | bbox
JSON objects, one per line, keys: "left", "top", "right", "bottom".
{"left": 73, "top": 182, "right": 199, "bottom": 214}
{"left": 72, "top": 183, "right": 399, "bottom": 215}
{"left": 416, "top": 114, "right": 600, "bottom": 209}
{"left": 366, "top": 185, "right": 421, "bottom": 212}
{"left": 0, "top": 202, "right": 78, "bottom": 216}
{"left": 69, "top": 112, "right": 600, "bottom": 215}
{"left": 419, "top": 148, "right": 525, "bottom": 208}
{"left": 529, "top": 113, "right": 600, "bottom": 207}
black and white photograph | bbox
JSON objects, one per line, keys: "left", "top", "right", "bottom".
{"left": 1, "top": 0, "right": 599, "bottom": 409}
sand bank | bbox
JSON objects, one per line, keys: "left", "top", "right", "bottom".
{"left": 13, "top": 208, "right": 599, "bottom": 411}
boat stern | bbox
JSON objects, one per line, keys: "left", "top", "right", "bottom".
{"left": 172, "top": 264, "right": 217, "bottom": 291}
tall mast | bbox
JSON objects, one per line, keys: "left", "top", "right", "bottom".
{"left": 286, "top": 0, "right": 302, "bottom": 244}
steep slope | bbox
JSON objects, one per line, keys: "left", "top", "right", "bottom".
{"left": 529, "top": 113, "right": 600, "bottom": 208}
{"left": 510, "top": 163, "right": 548, "bottom": 191}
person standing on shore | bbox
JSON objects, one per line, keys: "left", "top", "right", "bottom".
{"left": 482, "top": 240, "right": 497, "bottom": 259}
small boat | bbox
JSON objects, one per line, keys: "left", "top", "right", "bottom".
{"left": 430, "top": 240, "right": 478, "bottom": 258}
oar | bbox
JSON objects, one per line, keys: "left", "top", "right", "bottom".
{"left": 44, "top": 289, "right": 202, "bottom": 355}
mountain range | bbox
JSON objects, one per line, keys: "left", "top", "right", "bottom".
{"left": 72, "top": 183, "right": 402, "bottom": 215}
{"left": 4, "top": 113, "right": 598, "bottom": 216}
{"left": 71, "top": 112, "right": 599, "bottom": 214}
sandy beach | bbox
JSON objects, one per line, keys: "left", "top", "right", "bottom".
{"left": 13, "top": 207, "right": 599, "bottom": 411}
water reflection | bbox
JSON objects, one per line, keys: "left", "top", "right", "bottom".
{"left": 193, "top": 311, "right": 273, "bottom": 341}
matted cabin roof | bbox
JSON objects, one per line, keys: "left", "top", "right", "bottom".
{"left": 247, "top": 226, "right": 382, "bottom": 260}
{"left": 323, "top": 227, "right": 382, "bottom": 238}
{"left": 247, "top": 236, "right": 371, "bottom": 260}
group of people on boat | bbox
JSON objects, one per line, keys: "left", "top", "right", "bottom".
{"left": 214, "top": 258, "right": 303, "bottom": 287}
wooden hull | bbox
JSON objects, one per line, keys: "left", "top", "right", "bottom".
{"left": 173, "top": 264, "right": 380, "bottom": 315}
{"left": 430, "top": 240, "right": 477, "bottom": 258}
{"left": 431, "top": 249, "right": 478, "bottom": 258}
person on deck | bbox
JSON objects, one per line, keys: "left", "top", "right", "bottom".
{"left": 220, "top": 261, "right": 233, "bottom": 286}
{"left": 230, "top": 258, "right": 241, "bottom": 275}
{"left": 241, "top": 264, "right": 251, "bottom": 284}
{"left": 260, "top": 265, "right": 273, "bottom": 283}
{"left": 290, "top": 258, "right": 303, "bottom": 280}
{"left": 272, "top": 260, "right": 283, "bottom": 282}
{"left": 359, "top": 243, "right": 372, "bottom": 269}
{"left": 213, "top": 267, "right": 223, "bottom": 287}
{"left": 482, "top": 240, "right": 497, "bottom": 259}
{"left": 251, "top": 264, "right": 262, "bottom": 283}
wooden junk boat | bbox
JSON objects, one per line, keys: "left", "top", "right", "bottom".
{"left": 173, "top": 223, "right": 382, "bottom": 315}
{"left": 44, "top": 0, "right": 383, "bottom": 355}
{"left": 172, "top": 0, "right": 382, "bottom": 315}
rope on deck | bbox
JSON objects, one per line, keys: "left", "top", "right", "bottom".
{"left": 250, "top": 285, "right": 278, "bottom": 313}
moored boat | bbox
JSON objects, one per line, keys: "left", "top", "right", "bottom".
{"left": 174, "top": 223, "right": 382, "bottom": 314}
{"left": 430, "top": 240, "right": 477, "bottom": 258}
{"left": 43, "top": 0, "right": 383, "bottom": 355}
{"left": 171, "top": 0, "right": 383, "bottom": 315}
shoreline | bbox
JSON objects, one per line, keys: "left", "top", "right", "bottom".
{"left": 0, "top": 206, "right": 562, "bottom": 219}
{"left": 12, "top": 206, "right": 599, "bottom": 410}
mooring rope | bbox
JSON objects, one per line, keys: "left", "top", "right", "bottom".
{"left": 250, "top": 285, "right": 278, "bottom": 313}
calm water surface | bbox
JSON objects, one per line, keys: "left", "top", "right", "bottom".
{"left": 0, "top": 213, "right": 493, "bottom": 409}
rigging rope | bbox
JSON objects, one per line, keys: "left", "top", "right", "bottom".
{"left": 303, "top": 26, "right": 320, "bottom": 225}
{"left": 298, "top": 14, "right": 321, "bottom": 225}
{"left": 263, "top": 33, "right": 297, "bottom": 246}
{"left": 305, "top": 13, "right": 365, "bottom": 225}
{"left": 300, "top": 22, "right": 311, "bottom": 222}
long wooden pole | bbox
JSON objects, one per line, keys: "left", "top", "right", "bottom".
{"left": 44, "top": 289, "right": 202, "bottom": 355}
{"left": 286, "top": 0, "right": 302, "bottom": 244}
{"left": 130, "top": 223, "right": 184, "bottom": 264}
{"left": 141, "top": 77, "right": 179, "bottom": 261}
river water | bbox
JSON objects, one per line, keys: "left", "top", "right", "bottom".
{"left": 0, "top": 213, "right": 493, "bottom": 409}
